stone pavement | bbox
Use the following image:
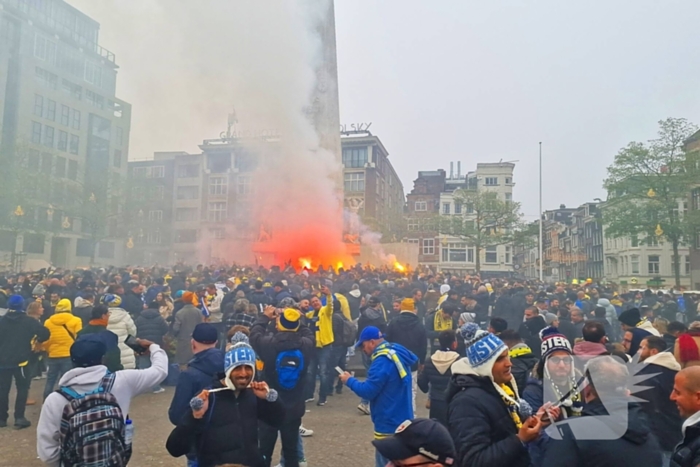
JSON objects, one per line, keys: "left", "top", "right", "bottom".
{"left": 0, "top": 376, "right": 429, "bottom": 466}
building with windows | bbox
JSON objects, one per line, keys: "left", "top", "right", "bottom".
{"left": 406, "top": 162, "right": 516, "bottom": 275}
{"left": 341, "top": 130, "right": 404, "bottom": 240}
{"left": 686, "top": 130, "right": 700, "bottom": 289}
{"left": 0, "top": 0, "right": 131, "bottom": 269}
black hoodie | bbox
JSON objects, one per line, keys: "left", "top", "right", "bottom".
{"left": 386, "top": 311, "right": 427, "bottom": 370}
{"left": 541, "top": 399, "right": 662, "bottom": 467}
{"left": 0, "top": 311, "right": 50, "bottom": 368}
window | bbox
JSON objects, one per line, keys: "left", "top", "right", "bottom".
{"left": 35, "top": 67, "right": 58, "bottom": 89}
{"left": 147, "top": 231, "right": 162, "bottom": 245}
{"left": 415, "top": 201, "right": 427, "bottom": 212}
{"left": 505, "top": 177, "right": 512, "bottom": 185}
{"left": 69, "top": 134, "right": 79, "bottom": 154}
{"left": 23, "top": 233, "right": 45, "bottom": 254}
{"left": 485, "top": 246, "right": 498, "bottom": 263}
{"left": 648, "top": 255, "right": 660, "bottom": 274}
{"left": 176, "top": 230, "right": 197, "bottom": 243}
{"left": 56, "top": 130, "right": 68, "bottom": 151}
{"left": 148, "top": 210, "right": 163, "bottom": 222}
{"left": 237, "top": 176, "right": 250, "bottom": 195}
{"left": 344, "top": 172, "right": 365, "bottom": 192}
{"left": 208, "top": 202, "right": 227, "bottom": 222}
{"left": 176, "top": 186, "right": 199, "bottom": 200}
{"left": 687, "top": 256, "right": 691, "bottom": 275}
{"left": 76, "top": 239, "right": 93, "bottom": 257}
{"left": 505, "top": 246, "right": 512, "bottom": 264}
{"left": 43, "top": 126, "right": 54, "bottom": 147}
{"left": 647, "top": 236, "right": 659, "bottom": 247}
{"left": 407, "top": 239, "right": 420, "bottom": 245}
{"left": 41, "top": 154, "right": 52, "bottom": 174}
{"left": 31, "top": 122, "right": 42, "bottom": 144}
{"left": 505, "top": 193, "right": 513, "bottom": 203}
{"left": 60, "top": 105, "right": 70, "bottom": 126}
{"left": 342, "top": 147, "right": 368, "bottom": 168}
{"left": 152, "top": 166, "right": 165, "bottom": 178}
{"left": 46, "top": 100, "right": 56, "bottom": 121}
{"left": 631, "top": 235, "right": 639, "bottom": 247}
{"left": 177, "top": 164, "right": 199, "bottom": 178}
{"left": 68, "top": 160, "right": 78, "bottom": 180}
{"left": 62, "top": 79, "right": 82, "bottom": 100}
{"left": 694, "top": 189, "right": 700, "bottom": 211}
{"left": 34, "top": 94, "right": 44, "bottom": 117}
{"left": 407, "top": 218, "right": 419, "bottom": 231}
{"left": 454, "top": 202, "right": 462, "bottom": 215}
{"left": 423, "top": 238, "right": 435, "bottom": 255}
{"left": 176, "top": 208, "right": 198, "bottom": 221}
{"left": 443, "top": 242, "right": 467, "bottom": 262}
{"left": 55, "top": 157, "right": 66, "bottom": 178}
{"left": 211, "top": 228, "right": 226, "bottom": 239}
{"left": 442, "top": 203, "right": 451, "bottom": 215}
{"left": 151, "top": 185, "right": 164, "bottom": 200}
{"left": 209, "top": 176, "right": 227, "bottom": 195}
{"left": 485, "top": 177, "right": 498, "bottom": 186}
{"left": 84, "top": 61, "right": 102, "bottom": 87}
{"left": 110, "top": 149, "right": 122, "bottom": 168}
{"left": 72, "top": 110, "right": 81, "bottom": 130}
{"left": 466, "top": 202, "right": 474, "bottom": 214}
{"left": 85, "top": 90, "right": 104, "bottom": 109}
{"left": 115, "top": 127, "right": 124, "bottom": 147}
{"left": 631, "top": 255, "right": 640, "bottom": 274}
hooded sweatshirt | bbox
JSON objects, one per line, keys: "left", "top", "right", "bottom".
{"left": 346, "top": 341, "right": 417, "bottom": 437}
{"left": 417, "top": 350, "right": 460, "bottom": 401}
{"left": 43, "top": 302, "right": 82, "bottom": 358}
{"left": 37, "top": 345, "right": 168, "bottom": 466}
{"left": 168, "top": 347, "right": 225, "bottom": 425}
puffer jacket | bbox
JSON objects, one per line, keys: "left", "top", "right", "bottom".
{"left": 44, "top": 311, "right": 82, "bottom": 358}
{"left": 135, "top": 308, "right": 169, "bottom": 346}
{"left": 107, "top": 307, "right": 137, "bottom": 369}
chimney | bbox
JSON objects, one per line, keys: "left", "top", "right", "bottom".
{"left": 450, "top": 162, "right": 454, "bottom": 180}
{"left": 457, "top": 161, "right": 461, "bottom": 178}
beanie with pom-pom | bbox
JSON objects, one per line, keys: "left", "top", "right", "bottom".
{"left": 452, "top": 323, "right": 507, "bottom": 379}
{"left": 539, "top": 326, "right": 572, "bottom": 360}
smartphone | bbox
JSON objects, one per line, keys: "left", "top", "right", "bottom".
{"left": 125, "top": 335, "right": 148, "bottom": 354}
{"left": 335, "top": 366, "right": 344, "bottom": 375}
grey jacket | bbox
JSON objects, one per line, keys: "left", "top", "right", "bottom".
{"left": 173, "top": 304, "right": 203, "bottom": 365}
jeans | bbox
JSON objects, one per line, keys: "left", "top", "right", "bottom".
{"left": 375, "top": 449, "right": 390, "bottom": 467}
{"left": 360, "top": 351, "right": 371, "bottom": 405}
{"left": 43, "top": 357, "right": 74, "bottom": 400}
{"left": 259, "top": 418, "right": 301, "bottom": 467}
{"left": 329, "top": 345, "right": 347, "bottom": 393}
{"left": 661, "top": 451, "right": 672, "bottom": 467}
{"left": 0, "top": 366, "right": 31, "bottom": 421}
{"left": 411, "top": 371, "right": 417, "bottom": 414}
{"left": 306, "top": 346, "right": 332, "bottom": 402}
{"left": 279, "top": 434, "right": 305, "bottom": 466}
{"left": 137, "top": 355, "right": 162, "bottom": 391}
{"left": 186, "top": 459, "right": 198, "bottom": 467}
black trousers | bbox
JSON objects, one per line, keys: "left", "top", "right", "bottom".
{"left": 259, "top": 417, "right": 301, "bottom": 467}
{"left": 0, "top": 366, "right": 31, "bottom": 421}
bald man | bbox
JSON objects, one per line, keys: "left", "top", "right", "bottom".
{"left": 671, "top": 367, "right": 700, "bottom": 467}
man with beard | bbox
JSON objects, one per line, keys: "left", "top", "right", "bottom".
{"left": 166, "top": 336, "right": 285, "bottom": 467}
{"left": 518, "top": 306, "right": 547, "bottom": 359}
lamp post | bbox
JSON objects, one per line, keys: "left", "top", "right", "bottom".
{"left": 539, "top": 142, "right": 543, "bottom": 282}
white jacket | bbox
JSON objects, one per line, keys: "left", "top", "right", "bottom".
{"left": 37, "top": 345, "right": 168, "bottom": 466}
{"left": 107, "top": 307, "right": 137, "bottom": 369}
{"left": 206, "top": 289, "right": 224, "bottom": 323}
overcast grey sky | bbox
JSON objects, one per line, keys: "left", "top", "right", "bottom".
{"left": 70, "top": 0, "right": 700, "bottom": 220}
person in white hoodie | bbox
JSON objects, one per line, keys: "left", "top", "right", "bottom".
{"left": 37, "top": 331, "right": 168, "bottom": 466}
{"left": 417, "top": 330, "right": 461, "bottom": 427}
{"left": 103, "top": 294, "right": 138, "bottom": 369}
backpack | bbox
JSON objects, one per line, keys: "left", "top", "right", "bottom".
{"left": 58, "top": 372, "right": 131, "bottom": 467}
{"left": 275, "top": 349, "right": 304, "bottom": 390}
{"left": 339, "top": 315, "right": 358, "bottom": 348}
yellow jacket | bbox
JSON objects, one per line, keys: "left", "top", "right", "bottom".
{"left": 306, "top": 292, "right": 334, "bottom": 347}
{"left": 44, "top": 312, "right": 83, "bottom": 358}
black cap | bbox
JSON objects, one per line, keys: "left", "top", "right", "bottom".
{"left": 70, "top": 331, "right": 119, "bottom": 368}
{"left": 192, "top": 323, "right": 218, "bottom": 344}
{"left": 372, "top": 418, "right": 456, "bottom": 465}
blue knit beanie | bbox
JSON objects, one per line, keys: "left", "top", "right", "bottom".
{"left": 7, "top": 294, "right": 25, "bottom": 312}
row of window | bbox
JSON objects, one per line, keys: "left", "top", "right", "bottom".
{"left": 34, "top": 94, "right": 81, "bottom": 130}
{"left": 0, "top": 231, "right": 114, "bottom": 258}
{"left": 483, "top": 176, "right": 513, "bottom": 186}
{"left": 31, "top": 122, "right": 79, "bottom": 155}
{"left": 611, "top": 255, "right": 690, "bottom": 276}
{"left": 342, "top": 147, "right": 368, "bottom": 168}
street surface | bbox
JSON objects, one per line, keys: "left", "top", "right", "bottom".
{"left": 0, "top": 377, "right": 429, "bottom": 466}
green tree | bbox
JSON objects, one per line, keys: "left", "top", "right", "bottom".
{"left": 436, "top": 189, "right": 522, "bottom": 273}
{"left": 603, "top": 117, "right": 698, "bottom": 288}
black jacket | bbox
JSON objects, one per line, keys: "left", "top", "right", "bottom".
{"left": 542, "top": 399, "right": 662, "bottom": 467}
{"left": 557, "top": 317, "right": 578, "bottom": 346}
{"left": 509, "top": 348, "right": 538, "bottom": 393}
{"left": 166, "top": 380, "right": 285, "bottom": 467}
{"left": 636, "top": 359, "right": 683, "bottom": 451}
{"left": 168, "top": 348, "right": 225, "bottom": 425}
{"left": 122, "top": 290, "right": 144, "bottom": 318}
{"left": 386, "top": 312, "right": 428, "bottom": 370}
{"left": 673, "top": 421, "right": 700, "bottom": 467}
{"left": 447, "top": 374, "right": 530, "bottom": 467}
{"left": 249, "top": 315, "right": 314, "bottom": 421}
{"left": 344, "top": 291, "right": 362, "bottom": 320}
{"left": 417, "top": 351, "right": 460, "bottom": 402}
{"left": 73, "top": 304, "right": 94, "bottom": 328}
{"left": 248, "top": 291, "right": 272, "bottom": 312}
{"left": 0, "top": 311, "right": 50, "bottom": 368}
{"left": 518, "top": 316, "right": 546, "bottom": 358}
{"left": 473, "top": 291, "right": 490, "bottom": 322}
{"left": 219, "top": 291, "right": 237, "bottom": 317}
{"left": 135, "top": 308, "right": 169, "bottom": 346}
{"left": 358, "top": 306, "right": 387, "bottom": 337}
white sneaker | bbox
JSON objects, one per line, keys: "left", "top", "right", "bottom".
{"left": 153, "top": 388, "right": 165, "bottom": 394}
{"left": 304, "top": 397, "right": 314, "bottom": 403}
{"left": 357, "top": 402, "right": 370, "bottom": 415}
{"left": 299, "top": 425, "right": 314, "bottom": 437}
{"left": 300, "top": 460, "right": 308, "bottom": 467}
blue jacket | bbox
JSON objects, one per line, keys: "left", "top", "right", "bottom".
{"left": 168, "top": 347, "right": 225, "bottom": 425}
{"left": 347, "top": 341, "right": 417, "bottom": 437}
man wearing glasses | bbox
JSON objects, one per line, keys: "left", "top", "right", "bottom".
{"left": 372, "top": 418, "right": 456, "bottom": 467}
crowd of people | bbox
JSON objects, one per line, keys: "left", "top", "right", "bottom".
{"left": 1, "top": 262, "right": 700, "bottom": 466}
